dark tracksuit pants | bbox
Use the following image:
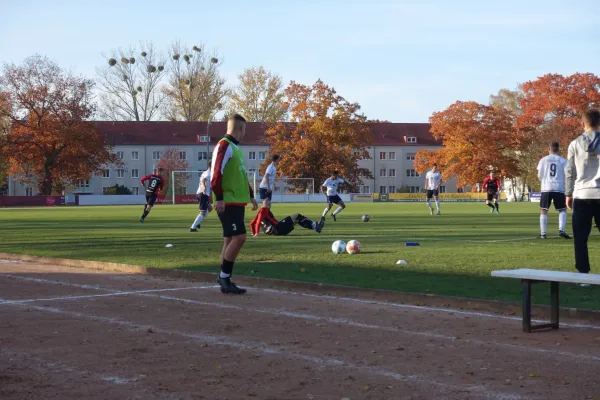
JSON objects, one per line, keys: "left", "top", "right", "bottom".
{"left": 572, "top": 199, "right": 600, "bottom": 273}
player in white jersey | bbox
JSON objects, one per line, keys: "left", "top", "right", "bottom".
{"left": 190, "top": 164, "right": 213, "bottom": 232}
{"left": 537, "top": 142, "right": 571, "bottom": 239}
{"left": 424, "top": 164, "right": 443, "bottom": 215}
{"left": 259, "top": 155, "right": 280, "bottom": 201}
{"left": 321, "top": 171, "right": 346, "bottom": 222}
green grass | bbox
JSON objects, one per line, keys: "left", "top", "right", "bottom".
{"left": 1, "top": 202, "right": 599, "bottom": 309}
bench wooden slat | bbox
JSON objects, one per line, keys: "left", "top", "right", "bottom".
{"left": 492, "top": 269, "right": 600, "bottom": 285}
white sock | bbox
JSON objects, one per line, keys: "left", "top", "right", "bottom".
{"left": 191, "top": 213, "right": 204, "bottom": 229}
{"left": 427, "top": 202, "right": 433, "bottom": 210}
{"left": 435, "top": 200, "right": 440, "bottom": 211}
{"left": 219, "top": 272, "right": 230, "bottom": 278}
{"left": 332, "top": 206, "right": 344, "bottom": 216}
{"left": 540, "top": 214, "right": 548, "bottom": 235}
{"left": 322, "top": 208, "right": 329, "bottom": 217}
{"left": 559, "top": 211, "right": 567, "bottom": 232}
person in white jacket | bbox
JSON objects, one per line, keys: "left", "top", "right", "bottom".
{"left": 565, "top": 109, "right": 600, "bottom": 274}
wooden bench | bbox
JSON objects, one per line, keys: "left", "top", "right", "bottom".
{"left": 491, "top": 269, "right": 600, "bottom": 333}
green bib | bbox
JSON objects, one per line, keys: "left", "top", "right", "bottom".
{"left": 216, "top": 137, "right": 251, "bottom": 204}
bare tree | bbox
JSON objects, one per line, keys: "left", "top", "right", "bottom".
{"left": 163, "top": 41, "right": 227, "bottom": 121}
{"left": 227, "top": 66, "right": 287, "bottom": 122}
{"left": 96, "top": 42, "right": 167, "bottom": 121}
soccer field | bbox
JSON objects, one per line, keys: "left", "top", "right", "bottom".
{"left": 1, "top": 202, "right": 598, "bottom": 309}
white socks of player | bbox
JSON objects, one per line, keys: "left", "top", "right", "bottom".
{"left": 435, "top": 200, "right": 440, "bottom": 212}
{"left": 559, "top": 211, "right": 567, "bottom": 232}
{"left": 332, "top": 206, "right": 344, "bottom": 216}
{"left": 540, "top": 214, "right": 548, "bottom": 235}
{"left": 322, "top": 208, "right": 329, "bottom": 217}
{"left": 219, "top": 272, "right": 231, "bottom": 279}
{"left": 191, "top": 211, "right": 209, "bottom": 229}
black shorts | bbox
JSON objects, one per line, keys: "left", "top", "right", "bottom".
{"left": 271, "top": 216, "right": 295, "bottom": 236}
{"left": 540, "top": 192, "right": 566, "bottom": 211}
{"left": 327, "top": 195, "right": 342, "bottom": 205}
{"left": 259, "top": 188, "right": 272, "bottom": 201}
{"left": 426, "top": 189, "right": 439, "bottom": 199}
{"left": 218, "top": 205, "right": 246, "bottom": 237}
{"left": 197, "top": 194, "right": 210, "bottom": 212}
{"left": 145, "top": 193, "right": 158, "bottom": 206}
{"left": 487, "top": 191, "right": 499, "bottom": 202}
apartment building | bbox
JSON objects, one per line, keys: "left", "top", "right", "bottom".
{"left": 7, "top": 121, "right": 457, "bottom": 196}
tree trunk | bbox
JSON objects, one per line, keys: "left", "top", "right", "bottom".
{"left": 38, "top": 164, "right": 53, "bottom": 195}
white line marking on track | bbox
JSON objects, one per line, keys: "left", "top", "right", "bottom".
{"left": 0, "top": 286, "right": 218, "bottom": 305}
{"left": 3, "top": 302, "right": 524, "bottom": 400}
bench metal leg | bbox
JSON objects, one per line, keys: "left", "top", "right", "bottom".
{"left": 521, "top": 279, "right": 561, "bottom": 333}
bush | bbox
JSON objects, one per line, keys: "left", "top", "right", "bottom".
{"left": 103, "top": 184, "right": 132, "bottom": 195}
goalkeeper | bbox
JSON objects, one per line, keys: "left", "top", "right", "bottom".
{"left": 250, "top": 199, "right": 325, "bottom": 236}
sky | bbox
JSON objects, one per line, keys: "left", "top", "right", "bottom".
{"left": 1, "top": 0, "right": 598, "bottom": 122}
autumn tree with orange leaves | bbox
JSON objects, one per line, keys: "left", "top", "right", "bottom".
{"left": 414, "top": 101, "right": 519, "bottom": 189}
{"left": 156, "top": 147, "right": 189, "bottom": 196}
{"left": 264, "top": 80, "right": 372, "bottom": 193}
{"left": 0, "top": 55, "right": 119, "bottom": 195}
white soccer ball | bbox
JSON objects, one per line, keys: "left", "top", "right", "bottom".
{"left": 346, "top": 240, "right": 361, "bottom": 254}
{"left": 362, "top": 214, "right": 370, "bottom": 222}
{"left": 331, "top": 240, "right": 346, "bottom": 254}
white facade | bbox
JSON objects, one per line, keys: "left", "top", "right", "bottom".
{"left": 8, "top": 143, "right": 459, "bottom": 196}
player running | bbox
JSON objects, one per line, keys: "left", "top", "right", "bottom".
{"left": 321, "top": 171, "right": 346, "bottom": 222}
{"left": 251, "top": 199, "right": 325, "bottom": 236}
{"left": 190, "top": 164, "right": 213, "bottom": 232}
{"left": 537, "top": 142, "right": 571, "bottom": 239}
{"left": 259, "top": 155, "right": 279, "bottom": 201}
{"left": 139, "top": 169, "right": 165, "bottom": 222}
{"left": 482, "top": 171, "right": 501, "bottom": 214}
{"left": 425, "top": 164, "right": 443, "bottom": 215}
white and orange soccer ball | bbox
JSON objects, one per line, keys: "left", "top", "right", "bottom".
{"left": 346, "top": 240, "right": 360, "bottom": 254}
{"left": 331, "top": 240, "right": 346, "bottom": 254}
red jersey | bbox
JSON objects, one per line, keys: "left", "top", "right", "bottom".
{"left": 250, "top": 207, "right": 279, "bottom": 235}
{"left": 483, "top": 177, "right": 501, "bottom": 193}
{"left": 141, "top": 174, "right": 164, "bottom": 194}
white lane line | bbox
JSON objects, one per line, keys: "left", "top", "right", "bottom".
{"left": 5, "top": 302, "right": 524, "bottom": 400}
{"left": 257, "top": 288, "right": 600, "bottom": 330}
{"left": 0, "top": 286, "right": 218, "bottom": 305}
{"left": 146, "top": 293, "right": 600, "bottom": 363}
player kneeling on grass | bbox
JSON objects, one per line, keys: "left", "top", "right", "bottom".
{"left": 251, "top": 199, "right": 325, "bottom": 237}
{"left": 140, "top": 169, "right": 165, "bottom": 223}
{"left": 190, "top": 164, "right": 213, "bottom": 232}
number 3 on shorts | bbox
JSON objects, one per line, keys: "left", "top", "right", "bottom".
{"left": 232, "top": 223, "right": 237, "bottom": 231}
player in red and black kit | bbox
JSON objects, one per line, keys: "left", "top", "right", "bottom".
{"left": 139, "top": 169, "right": 165, "bottom": 222}
{"left": 482, "top": 171, "right": 501, "bottom": 214}
{"left": 250, "top": 199, "right": 325, "bottom": 237}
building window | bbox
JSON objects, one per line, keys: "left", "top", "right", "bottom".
{"left": 117, "top": 169, "right": 124, "bottom": 178}
{"left": 116, "top": 151, "right": 124, "bottom": 160}
{"left": 388, "top": 152, "right": 396, "bottom": 160}
{"left": 406, "top": 136, "right": 417, "bottom": 143}
{"left": 248, "top": 151, "right": 256, "bottom": 160}
{"left": 406, "top": 153, "right": 416, "bottom": 161}
{"left": 258, "top": 151, "right": 266, "bottom": 161}
{"left": 198, "top": 151, "right": 208, "bottom": 161}
{"left": 131, "top": 151, "right": 139, "bottom": 160}
{"left": 25, "top": 187, "right": 33, "bottom": 196}
{"left": 132, "top": 187, "right": 139, "bottom": 195}
{"left": 379, "top": 186, "right": 387, "bottom": 194}
{"left": 389, "top": 169, "right": 396, "bottom": 177}
{"left": 439, "top": 186, "right": 446, "bottom": 193}
{"left": 179, "top": 151, "right": 187, "bottom": 160}
{"left": 410, "top": 186, "right": 420, "bottom": 193}
{"left": 380, "top": 168, "right": 386, "bottom": 177}
{"left": 152, "top": 151, "right": 161, "bottom": 160}
{"left": 406, "top": 169, "right": 419, "bottom": 177}
{"left": 102, "top": 169, "right": 110, "bottom": 178}
{"left": 77, "top": 179, "right": 90, "bottom": 189}
{"left": 131, "top": 169, "right": 139, "bottom": 178}
{"left": 199, "top": 135, "right": 210, "bottom": 143}
{"left": 379, "top": 152, "right": 386, "bottom": 160}
{"left": 389, "top": 185, "right": 396, "bottom": 193}
{"left": 248, "top": 168, "right": 256, "bottom": 175}
{"left": 353, "top": 150, "right": 361, "bottom": 157}
{"left": 361, "top": 186, "right": 370, "bottom": 194}
{"left": 457, "top": 187, "right": 463, "bottom": 193}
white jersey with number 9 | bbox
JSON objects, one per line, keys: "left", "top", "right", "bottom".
{"left": 537, "top": 154, "right": 567, "bottom": 193}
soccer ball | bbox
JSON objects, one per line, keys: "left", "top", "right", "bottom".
{"left": 362, "top": 214, "right": 370, "bottom": 222}
{"left": 346, "top": 240, "right": 360, "bottom": 254}
{"left": 331, "top": 240, "right": 346, "bottom": 254}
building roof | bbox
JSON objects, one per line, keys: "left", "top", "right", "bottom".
{"left": 96, "top": 121, "right": 441, "bottom": 147}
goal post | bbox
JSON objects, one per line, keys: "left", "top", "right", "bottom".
{"left": 170, "top": 170, "right": 257, "bottom": 204}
